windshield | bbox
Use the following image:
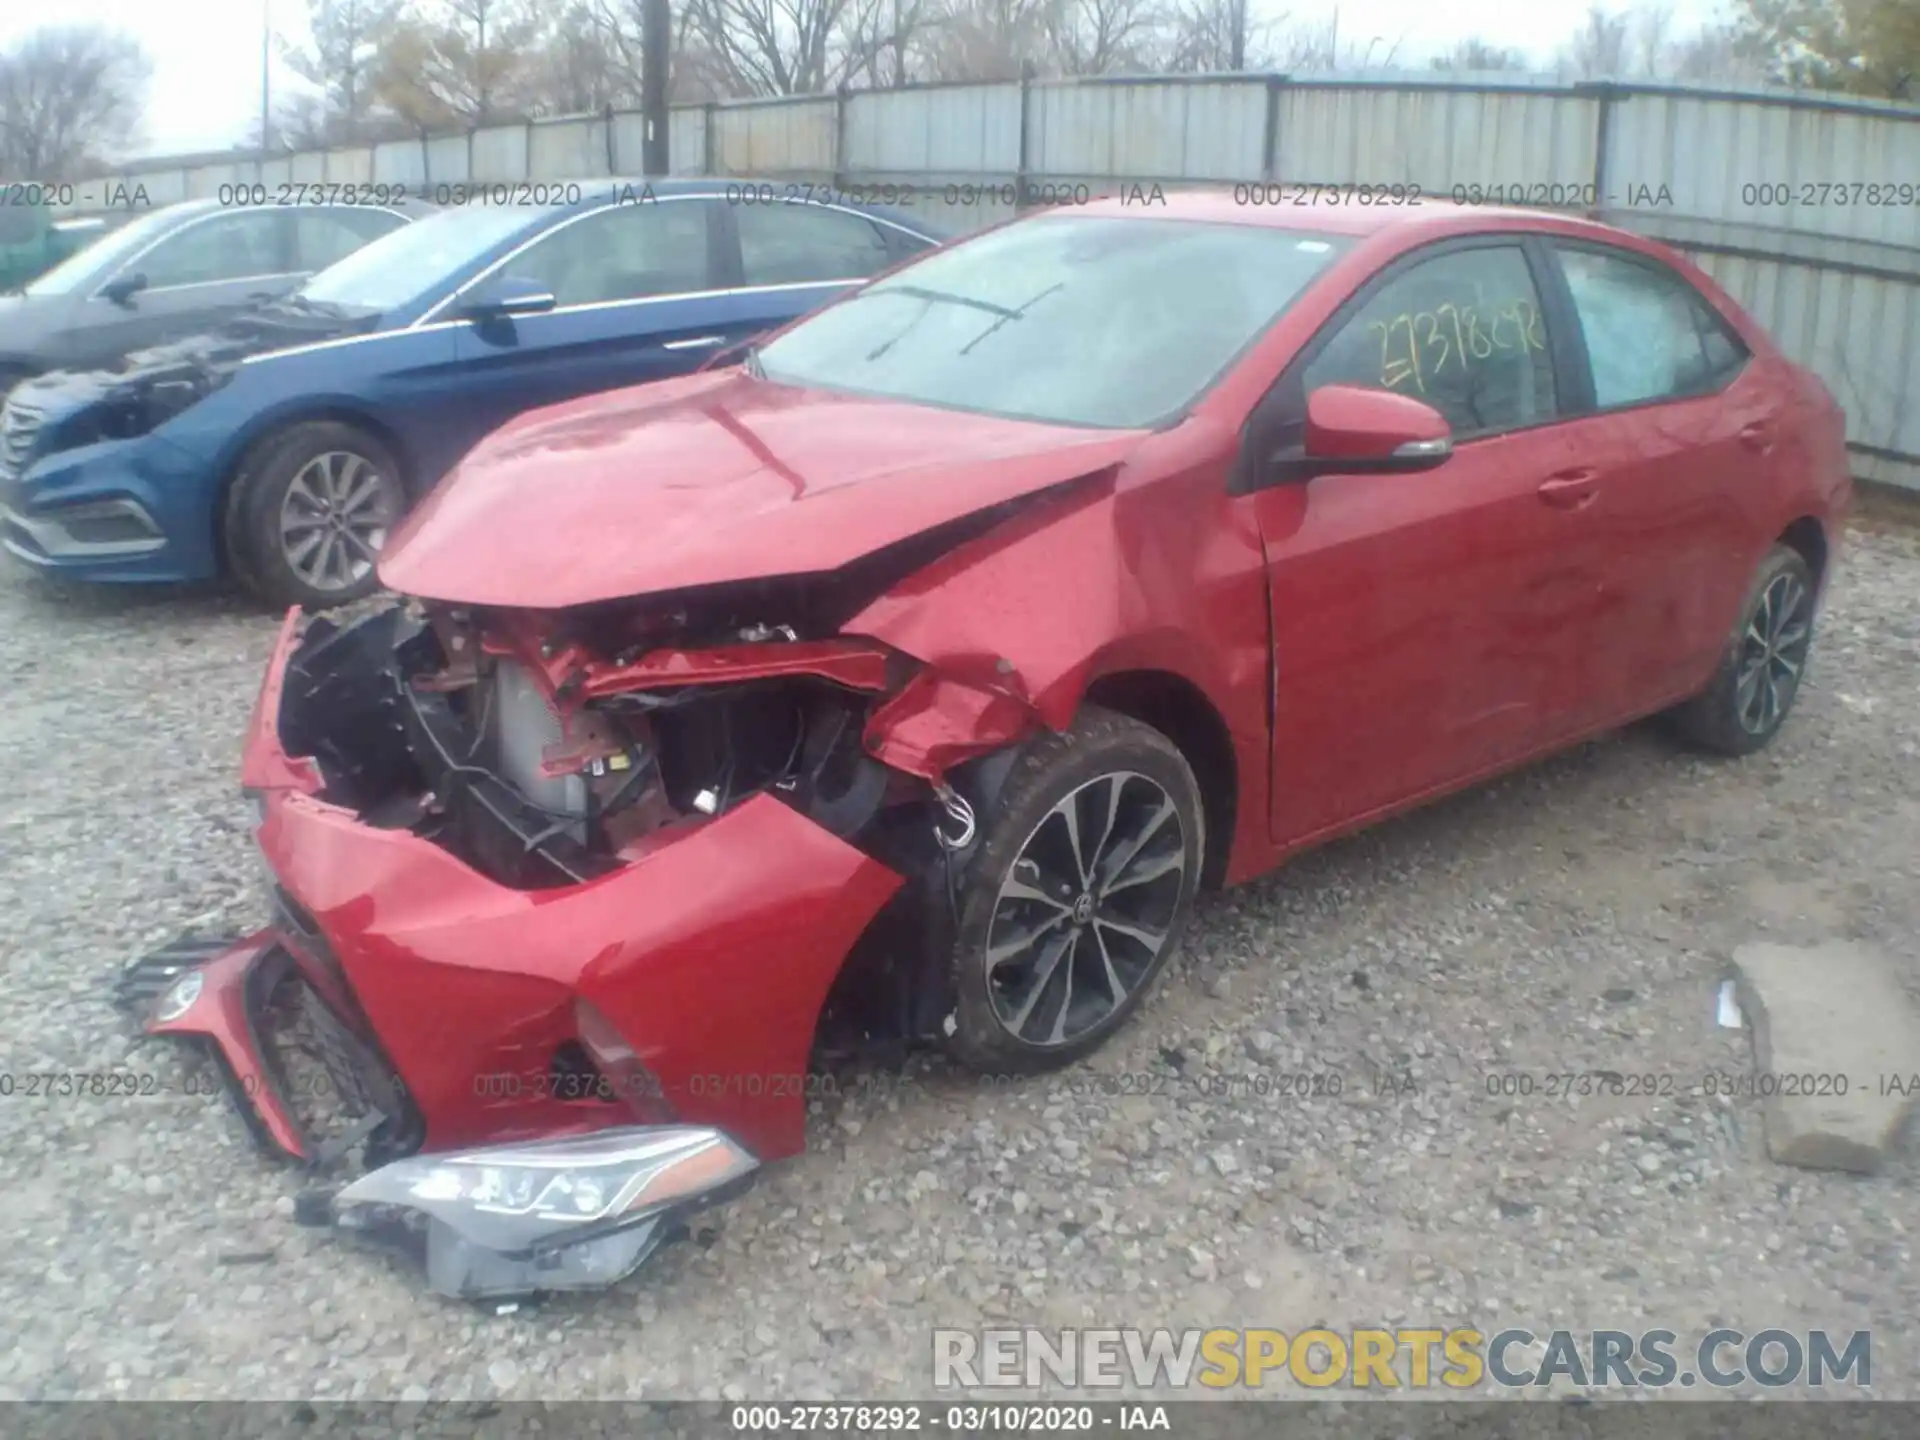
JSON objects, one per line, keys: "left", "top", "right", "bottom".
{"left": 754, "top": 216, "right": 1351, "bottom": 429}
{"left": 23, "top": 206, "right": 190, "bottom": 296}
{"left": 298, "top": 204, "right": 544, "bottom": 314}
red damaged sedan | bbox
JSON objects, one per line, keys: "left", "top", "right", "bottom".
{"left": 119, "top": 195, "right": 1850, "bottom": 1301}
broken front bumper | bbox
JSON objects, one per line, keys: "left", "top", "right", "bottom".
{"left": 117, "top": 933, "right": 762, "bottom": 1301}
{"left": 119, "top": 609, "right": 909, "bottom": 1298}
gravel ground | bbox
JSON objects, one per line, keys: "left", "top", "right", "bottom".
{"left": 0, "top": 520, "right": 1915, "bottom": 1403}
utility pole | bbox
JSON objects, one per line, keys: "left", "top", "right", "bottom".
{"left": 641, "top": 0, "right": 671, "bottom": 176}
{"left": 260, "top": 0, "right": 273, "bottom": 153}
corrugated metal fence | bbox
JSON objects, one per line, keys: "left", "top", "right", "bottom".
{"left": 61, "top": 73, "right": 1920, "bottom": 489}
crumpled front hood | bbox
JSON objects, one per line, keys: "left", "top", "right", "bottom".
{"left": 8, "top": 301, "right": 380, "bottom": 429}
{"left": 378, "top": 370, "right": 1148, "bottom": 609}
{"left": 111, "top": 302, "right": 380, "bottom": 382}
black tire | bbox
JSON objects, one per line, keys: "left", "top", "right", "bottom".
{"left": 224, "top": 421, "right": 406, "bottom": 609}
{"left": 945, "top": 706, "right": 1205, "bottom": 1075}
{"left": 1665, "top": 543, "right": 1817, "bottom": 757}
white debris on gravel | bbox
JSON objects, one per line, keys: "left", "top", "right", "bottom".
{"left": 0, "top": 523, "right": 1917, "bottom": 1400}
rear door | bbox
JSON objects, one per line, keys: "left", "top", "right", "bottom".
{"left": 1242, "top": 238, "right": 1603, "bottom": 846}
{"left": 1535, "top": 240, "right": 1769, "bottom": 718}
{"left": 74, "top": 207, "right": 298, "bottom": 364}
{"left": 450, "top": 196, "right": 732, "bottom": 417}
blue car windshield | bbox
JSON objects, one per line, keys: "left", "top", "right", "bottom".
{"left": 299, "top": 204, "right": 543, "bottom": 314}
{"left": 23, "top": 206, "right": 190, "bottom": 296}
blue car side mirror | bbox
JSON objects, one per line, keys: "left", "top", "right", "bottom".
{"left": 459, "top": 274, "right": 557, "bottom": 321}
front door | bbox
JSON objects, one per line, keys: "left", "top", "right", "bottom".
{"left": 1243, "top": 239, "right": 1600, "bottom": 847}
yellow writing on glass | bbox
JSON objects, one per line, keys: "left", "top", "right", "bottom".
{"left": 1369, "top": 297, "right": 1545, "bottom": 395}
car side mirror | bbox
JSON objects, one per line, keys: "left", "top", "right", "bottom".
{"left": 101, "top": 271, "right": 148, "bottom": 306}
{"left": 1261, "top": 384, "right": 1453, "bottom": 485}
{"left": 459, "top": 274, "right": 557, "bottom": 322}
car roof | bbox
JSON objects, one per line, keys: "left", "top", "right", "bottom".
{"left": 132, "top": 195, "right": 436, "bottom": 223}
{"left": 1072, "top": 188, "right": 1644, "bottom": 248}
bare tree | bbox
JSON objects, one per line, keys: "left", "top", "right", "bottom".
{"left": 918, "top": 0, "right": 1056, "bottom": 82}
{"left": 1161, "top": 0, "right": 1269, "bottom": 72}
{"left": 583, "top": 0, "right": 732, "bottom": 101}
{"left": 1430, "top": 38, "right": 1531, "bottom": 71}
{"left": 1047, "top": 0, "right": 1168, "bottom": 75}
{"left": 675, "top": 0, "right": 883, "bottom": 95}
{"left": 1558, "top": 4, "right": 1633, "bottom": 76}
{"left": 0, "top": 25, "right": 152, "bottom": 174}
{"left": 1667, "top": 21, "right": 1765, "bottom": 83}
{"left": 1278, "top": 14, "right": 1404, "bottom": 71}
{"left": 837, "top": 0, "right": 942, "bottom": 85}
{"left": 372, "top": 0, "right": 544, "bottom": 127}
{"left": 278, "top": 0, "right": 406, "bottom": 144}
{"left": 524, "top": 2, "right": 640, "bottom": 112}
{"left": 1629, "top": 3, "right": 1673, "bottom": 74}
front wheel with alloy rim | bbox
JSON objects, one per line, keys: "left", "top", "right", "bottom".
{"left": 1666, "top": 543, "right": 1817, "bottom": 756}
{"left": 225, "top": 420, "right": 406, "bottom": 608}
{"left": 945, "top": 708, "right": 1205, "bottom": 1075}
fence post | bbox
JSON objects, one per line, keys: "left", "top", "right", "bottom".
{"left": 1016, "top": 64, "right": 1035, "bottom": 212}
{"left": 702, "top": 102, "right": 718, "bottom": 176}
{"left": 605, "top": 102, "right": 619, "bottom": 175}
{"left": 1261, "top": 73, "right": 1285, "bottom": 182}
{"left": 834, "top": 83, "right": 852, "bottom": 189}
{"left": 1579, "top": 80, "right": 1618, "bottom": 220}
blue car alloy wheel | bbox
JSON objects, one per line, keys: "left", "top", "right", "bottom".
{"left": 225, "top": 420, "right": 407, "bottom": 608}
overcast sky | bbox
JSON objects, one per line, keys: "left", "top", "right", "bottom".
{"left": 4, "top": 0, "right": 1735, "bottom": 159}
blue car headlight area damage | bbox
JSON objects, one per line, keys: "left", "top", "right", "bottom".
{"left": 330, "top": 1125, "right": 759, "bottom": 1302}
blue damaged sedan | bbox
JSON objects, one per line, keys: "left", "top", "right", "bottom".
{"left": 0, "top": 180, "right": 940, "bottom": 606}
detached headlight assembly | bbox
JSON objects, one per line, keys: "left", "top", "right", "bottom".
{"left": 331, "top": 1126, "right": 758, "bottom": 1300}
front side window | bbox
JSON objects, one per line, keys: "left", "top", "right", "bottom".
{"left": 27, "top": 206, "right": 192, "bottom": 296}
{"left": 737, "top": 202, "right": 894, "bottom": 285}
{"left": 1556, "top": 244, "right": 1749, "bottom": 408}
{"left": 755, "top": 216, "right": 1350, "bottom": 430}
{"left": 294, "top": 207, "right": 405, "bottom": 271}
{"left": 302, "top": 203, "right": 540, "bottom": 314}
{"left": 1300, "top": 244, "right": 1558, "bottom": 439}
{"left": 135, "top": 211, "right": 289, "bottom": 289}
{"left": 508, "top": 200, "right": 717, "bottom": 307}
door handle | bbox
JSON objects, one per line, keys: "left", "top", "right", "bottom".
{"left": 661, "top": 335, "right": 727, "bottom": 351}
{"left": 1537, "top": 468, "right": 1599, "bottom": 510}
{"left": 1738, "top": 421, "right": 1774, "bottom": 454}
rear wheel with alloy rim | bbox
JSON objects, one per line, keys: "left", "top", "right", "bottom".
{"left": 226, "top": 420, "right": 405, "bottom": 608}
{"left": 946, "top": 708, "right": 1204, "bottom": 1073}
{"left": 1667, "top": 543, "right": 1817, "bottom": 756}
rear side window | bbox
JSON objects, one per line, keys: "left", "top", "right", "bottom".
{"left": 1555, "top": 244, "right": 1749, "bottom": 408}
{"left": 1301, "top": 243, "right": 1559, "bottom": 439}
{"left": 736, "top": 202, "right": 894, "bottom": 285}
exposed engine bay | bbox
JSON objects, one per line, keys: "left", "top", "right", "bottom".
{"left": 266, "top": 582, "right": 1029, "bottom": 1061}
{"left": 284, "top": 600, "right": 950, "bottom": 889}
